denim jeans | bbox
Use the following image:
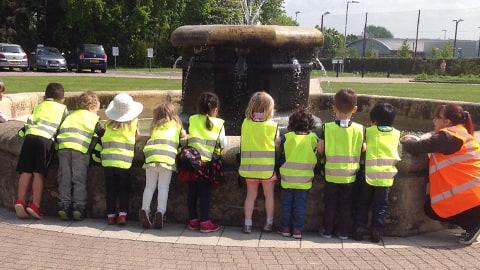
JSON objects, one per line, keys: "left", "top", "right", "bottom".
{"left": 281, "top": 188, "right": 309, "bottom": 231}
{"left": 354, "top": 178, "right": 390, "bottom": 230}
{"left": 323, "top": 182, "right": 354, "bottom": 234}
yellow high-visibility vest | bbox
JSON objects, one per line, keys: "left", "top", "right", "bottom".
{"left": 101, "top": 119, "right": 138, "bottom": 169}
{"left": 56, "top": 110, "right": 100, "bottom": 154}
{"left": 143, "top": 121, "right": 182, "bottom": 166}
{"left": 188, "top": 114, "right": 224, "bottom": 162}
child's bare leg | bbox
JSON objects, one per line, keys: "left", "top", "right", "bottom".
{"left": 31, "top": 172, "right": 44, "bottom": 207}
{"left": 17, "top": 172, "right": 33, "bottom": 202}
{"left": 262, "top": 181, "right": 276, "bottom": 220}
{"left": 244, "top": 182, "right": 259, "bottom": 220}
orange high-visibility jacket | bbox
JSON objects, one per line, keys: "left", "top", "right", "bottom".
{"left": 429, "top": 125, "right": 480, "bottom": 218}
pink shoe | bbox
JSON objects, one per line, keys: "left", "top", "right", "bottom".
{"left": 26, "top": 203, "right": 42, "bottom": 219}
{"left": 14, "top": 200, "right": 29, "bottom": 219}
{"left": 188, "top": 218, "right": 200, "bottom": 231}
{"left": 200, "top": 220, "right": 221, "bottom": 233}
{"left": 116, "top": 214, "right": 127, "bottom": 225}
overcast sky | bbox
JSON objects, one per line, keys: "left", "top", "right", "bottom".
{"left": 284, "top": 0, "right": 480, "bottom": 41}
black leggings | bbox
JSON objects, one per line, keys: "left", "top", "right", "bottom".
{"left": 187, "top": 181, "right": 210, "bottom": 222}
{"left": 104, "top": 167, "right": 130, "bottom": 215}
{"left": 424, "top": 199, "right": 480, "bottom": 231}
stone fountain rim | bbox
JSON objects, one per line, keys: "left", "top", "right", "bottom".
{"left": 170, "top": 24, "right": 323, "bottom": 47}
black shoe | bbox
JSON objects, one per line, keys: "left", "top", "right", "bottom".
{"left": 459, "top": 226, "right": 480, "bottom": 245}
{"left": 354, "top": 227, "right": 364, "bottom": 241}
{"left": 371, "top": 229, "right": 383, "bottom": 243}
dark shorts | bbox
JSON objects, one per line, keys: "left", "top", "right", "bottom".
{"left": 16, "top": 135, "right": 55, "bottom": 175}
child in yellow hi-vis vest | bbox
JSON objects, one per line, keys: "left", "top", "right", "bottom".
{"left": 101, "top": 94, "right": 143, "bottom": 226}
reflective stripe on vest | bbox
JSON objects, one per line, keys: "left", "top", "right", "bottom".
{"left": 280, "top": 132, "right": 318, "bottom": 189}
{"left": 188, "top": 114, "right": 224, "bottom": 162}
{"left": 143, "top": 121, "right": 181, "bottom": 165}
{"left": 429, "top": 125, "right": 480, "bottom": 217}
{"left": 364, "top": 126, "right": 400, "bottom": 187}
{"left": 239, "top": 119, "right": 277, "bottom": 179}
{"left": 101, "top": 119, "right": 137, "bottom": 169}
{"left": 324, "top": 122, "right": 364, "bottom": 184}
{"left": 25, "top": 101, "right": 66, "bottom": 139}
{"left": 57, "top": 110, "right": 99, "bottom": 153}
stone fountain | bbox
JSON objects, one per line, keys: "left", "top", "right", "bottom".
{"left": 170, "top": 25, "right": 324, "bottom": 135}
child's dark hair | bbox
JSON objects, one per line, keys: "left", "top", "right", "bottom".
{"left": 370, "top": 102, "right": 395, "bottom": 126}
{"left": 45, "top": 82, "right": 65, "bottom": 100}
{"left": 197, "top": 92, "right": 219, "bottom": 130}
{"left": 334, "top": 88, "right": 357, "bottom": 114}
{"left": 287, "top": 108, "right": 315, "bottom": 132}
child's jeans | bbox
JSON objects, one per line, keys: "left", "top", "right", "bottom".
{"left": 355, "top": 181, "right": 390, "bottom": 230}
{"left": 281, "top": 188, "right": 309, "bottom": 231}
{"left": 323, "top": 182, "right": 354, "bottom": 234}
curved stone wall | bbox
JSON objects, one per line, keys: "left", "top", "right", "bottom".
{"left": 2, "top": 90, "right": 480, "bottom": 236}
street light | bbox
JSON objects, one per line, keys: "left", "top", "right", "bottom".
{"left": 477, "top": 26, "right": 480, "bottom": 57}
{"left": 344, "top": 0, "right": 360, "bottom": 57}
{"left": 442, "top": 29, "right": 447, "bottom": 40}
{"left": 295, "top": 11, "right": 301, "bottom": 22}
{"left": 321, "top": 11, "right": 330, "bottom": 32}
{"left": 452, "top": 18, "right": 464, "bottom": 58}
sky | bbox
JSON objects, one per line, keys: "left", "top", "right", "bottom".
{"left": 284, "top": 0, "right": 480, "bottom": 41}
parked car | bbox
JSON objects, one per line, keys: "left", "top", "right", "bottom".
{"left": 29, "top": 45, "right": 67, "bottom": 72}
{"left": 67, "top": 44, "right": 107, "bottom": 73}
{"left": 0, "top": 43, "right": 28, "bottom": 72}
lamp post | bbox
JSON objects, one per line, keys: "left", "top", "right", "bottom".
{"left": 442, "top": 29, "right": 447, "bottom": 40}
{"left": 344, "top": 0, "right": 360, "bottom": 57}
{"left": 321, "top": 11, "right": 330, "bottom": 32}
{"left": 452, "top": 18, "right": 463, "bottom": 58}
{"left": 295, "top": 11, "right": 300, "bottom": 22}
{"left": 477, "top": 26, "right": 480, "bottom": 58}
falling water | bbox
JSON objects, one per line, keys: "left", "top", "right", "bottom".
{"left": 231, "top": 49, "right": 249, "bottom": 133}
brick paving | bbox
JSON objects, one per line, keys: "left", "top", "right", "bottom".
{"left": 1, "top": 207, "right": 480, "bottom": 269}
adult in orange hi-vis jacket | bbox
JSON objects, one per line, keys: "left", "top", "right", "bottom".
{"left": 401, "top": 103, "right": 480, "bottom": 245}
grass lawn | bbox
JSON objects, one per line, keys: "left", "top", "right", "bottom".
{"left": 0, "top": 75, "right": 182, "bottom": 93}
{"left": 321, "top": 81, "right": 480, "bottom": 103}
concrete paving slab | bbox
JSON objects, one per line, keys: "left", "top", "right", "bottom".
{"left": 405, "top": 229, "right": 460, "bottom": 247}
{"left": 300, "top": 232, "right": 343, "bottom": 249}
{"left": 383, "top": 236, "right": 422, "bottom": 248}
{"left": 217, "top": 226, "right": 260, "bottom": 247}
{"left": 98, "top": 224, "right": 144, "bottom": 240}
{"left": 259, "top": 231, "right": 301, "bottom": 248}
{"left": 63, "top": 218, "right": 108, "bottom": 237}
{"left": 0, "top": 207, "right": 17, "bottom": 221}
{"left": 28, "top": 216, "right": 70, "bottom": 232}
{"left": 176, "top": 226, "right": 223, "bottom": 245}
{"left": 136, "top": 222, "right": 184, "bottom": 243}
{"left": 341, "top": 238, "right": 384, "bottom": 249}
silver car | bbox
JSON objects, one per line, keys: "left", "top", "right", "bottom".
{"left": 0, "top": 43, "right": 28, "bottom": 72}
{"left": 29, "top": 46, "right": 67, "bottom": 72}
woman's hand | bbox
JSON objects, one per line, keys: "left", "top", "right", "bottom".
{"left": 400, "top": 134, "right": 420, "bottom": 143}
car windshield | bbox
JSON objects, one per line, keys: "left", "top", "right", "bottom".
{"left": 1, "top": 45, "right": 23, "bottom": 53}
{"left": 39, "top": 48, "right": 61, "bottom": 56}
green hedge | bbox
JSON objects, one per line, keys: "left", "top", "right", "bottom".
{"left": 319, "top": 58, "right": 480, "bottom": 75}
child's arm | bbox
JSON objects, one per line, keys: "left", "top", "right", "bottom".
{"left": 317, "top": 139, "right": 325, "bottom": 156}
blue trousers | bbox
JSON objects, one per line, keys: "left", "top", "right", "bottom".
{"left": 354, "top": 179, "right": 390, "bottom": 230}
{"left": 281, "top": 188, "right": 309, "bottom": 231}
{"left": 323, "top": 182, "right": 354, "bottom": 234}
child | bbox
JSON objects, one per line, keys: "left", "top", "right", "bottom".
{"left": 318, "top": 88, "right": 365, "bottom": 240}
{"left": 279, "top": 108, "right": 320, "bottom": 239}
{"left": 0, "top": 81, "right": 9, "bottom": 122}
{"left": 56, "top": 90, "right": 104, "bottom": 221}
{"left": 239, "top": 91, "right": 278, "bottom": 233}
{"left": 101, "top": 93, "right": 143, "bottom": 225}
{"left": 140, "top": 102, "right": 187, "bottom": 229}
{"left": 186, "top": 92, "right": 226, "bottom": 233}
{"left": 14, "top": 82, "right": 68, "bottom": 219}
{"left": 353, "top": 102, "right": 400, "bottom": 243}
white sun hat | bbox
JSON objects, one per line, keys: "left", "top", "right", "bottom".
{"left": 105, "top": 94, "right": 143, "bottom": 122}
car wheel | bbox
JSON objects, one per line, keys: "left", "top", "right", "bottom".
{"left": 90, "top": 69, "right": 95, "bottom": 73}
{"left": 76, "top": 64, "right": 82, "bottom": 73}
{"left": 101, "top": 68, "right": 106, "bottom": 73}
{"left": 22, "top": 67, "right": 28, "bottom": 72}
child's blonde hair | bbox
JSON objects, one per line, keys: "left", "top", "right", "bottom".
{"left": 150, "top": 102, "right": 182, "bottom": 132}
{"left": 0, "top": 81, "right": 5, "bottom": 93}
{"left": 244, "top": 91, "right": 274, "bottom": 120}
{"left": 105, "top": 120, "right": 135, "bottom": 131}
{"left": 78, "top": 90, "right": 99, "bottom": 110}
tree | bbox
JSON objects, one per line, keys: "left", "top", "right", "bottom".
{"left": 396, "top": 39, "right": 412, "bottom": 58}
{"left": 317, "top": 27, "right": 344, "bottom": 58}
{"left": 365, "top": 25, "right": 393, "bottom": 38}
{"left": 365, "top": 48, "right": 377, "bottom": 58}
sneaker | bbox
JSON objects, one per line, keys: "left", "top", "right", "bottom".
{"left": 263, "top": 223, "right": 274, "bottom": 233}
{"left": 58, "top": 208, "right": 70, "bottom": 221}
{"left": 139, "top": 209, "right": 152, "bottom": 229}
{"left": 354, "top": 227, "right": 364, "bottom": 241}
{"left": 72, "top": 209, "right": 85, "bottom": 221}
{"left": 292, "top": 229, "right": 302, "bottom": 239}
{"left": 281, "top": 227, "right": 291, "bottom": 237}
{"left": 243, "top": 225, "right": 252, "bottom": 234}
{"left": 371, "top": 229, "right": 383, "bottom": 243}
{"left": 321, "top": 230, "right": 332, "bottom": 239}
{"left": 459, "top": 225, "right": 480, "bottom": 245}
{"left": 200, "top": 220, "right": 221, "bottom": 233}
{"left": 153, "top": 211, "right": 164, "bottom": 229}
{"left": 188, "top": 218, "right": 200, "bottom": 231}
{"left": 339, "top": 232, "right": 349, "bottom": 240}
{"left": 116, "top": 214, "right": 127, "bottom": 225}
{"left": 14, "top": 200, "right": 29, "bottom": 219}
{"left": 26, "top": 203, "right": 42, "bottom": 219}
{"left": 107, "top": 214, "right": 116, "bottom": 225}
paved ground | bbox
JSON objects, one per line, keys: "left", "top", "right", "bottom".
{"left": 1, "top": 207, "right": 480, "bottom": 269}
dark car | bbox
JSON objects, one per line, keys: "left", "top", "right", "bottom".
{"left": 0, "top": 43, "right": 28, "bottom": 71}
{"left": 29, "top": 45, "right": 67, "bottom": 72}
{"left": 67, "top": 44, "right": 107, "bottom": 73}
